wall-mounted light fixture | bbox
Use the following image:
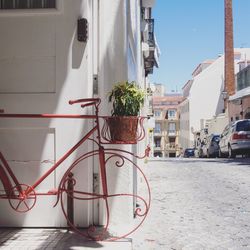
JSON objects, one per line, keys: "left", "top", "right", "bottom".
{"left": 77, "top": 18, "right": 88, "bottom": 42}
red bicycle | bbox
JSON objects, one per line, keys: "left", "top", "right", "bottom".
{"left": 0, "top": 98, "right": 151, "bottom": 241}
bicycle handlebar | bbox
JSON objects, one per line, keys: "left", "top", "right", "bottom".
{"left": 68, "top": 98, "right": 101, "bottom": 107}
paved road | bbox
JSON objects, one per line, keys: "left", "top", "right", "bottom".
{"left": 132, "top": 157, "right": 250, "bottom": 250}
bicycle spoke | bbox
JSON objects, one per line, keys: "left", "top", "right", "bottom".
{"left": 24, "top": 200, "right": 29, "bottom": 210}
{"left": 8, "top": 184, "right": 37, "bottom": 213}
{"left": 15, "top": 200, "right": 22, "bottom": 210}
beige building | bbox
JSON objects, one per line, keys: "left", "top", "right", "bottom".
{"left": 152, "top": 93, "right": 184, "bottom": 157}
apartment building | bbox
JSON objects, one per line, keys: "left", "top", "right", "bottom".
{"left": 152, "top": 93, "right": 184, "bottom": 157}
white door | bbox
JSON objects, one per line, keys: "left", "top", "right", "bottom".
{"left": 0, "top": 0, "right": 94, "bottom": 227}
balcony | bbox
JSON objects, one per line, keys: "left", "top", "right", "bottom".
{"left": 167, "top": 115, "right": 178, "bottom": 121}
{"left": 154, "top": 116, "right": 163, "bottom": 121}
{"left": 168, "top": 130, "right": 176, "bottom": 137}
{"left": 142, "top": 18, "right": 159, "bottom": 76}
{"left": 165, "top": 144, "right": 176, "bottom": 150}
{"left": 142, "top": 19, "right": 155, "bottom": 47}
{"left": 154, "top": 145, "right": 161, "bottom": 151}
{"left": 145, "top": 19, "right": 155, "bottom": 48}
{"left": 153, "top": 130, "right": 162, "bottom": 137}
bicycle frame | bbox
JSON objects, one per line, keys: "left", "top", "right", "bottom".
{"left": 0, "top": 98, "right": 151, "bottom": 241}
{"left": 0, "top": 98, "right": 102, "bottom": 196}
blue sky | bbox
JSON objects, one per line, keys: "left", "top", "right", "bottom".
{"left": 150, "top": 0, "right": 250, "bottom": 92}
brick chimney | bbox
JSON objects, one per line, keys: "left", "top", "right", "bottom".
{"left": 224, "top": 0, "right": 235, "bottom": 97}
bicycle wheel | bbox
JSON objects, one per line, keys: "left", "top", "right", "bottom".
{"left": 58, "top": 150, "right": 110, "bottom": 240}
{"left": 8, "top": 184, "right": 37, "bottom": 213}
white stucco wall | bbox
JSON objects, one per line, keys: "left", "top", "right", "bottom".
{"left": 0, "top": 0, "right": 94, "bottom": 227}
{"left": 96, "top": 0, "right": 147, "bottom": 232}
{"left": 179, "top": 98, "right": 191, "bottom": 150}
{"left": 0, "top": 0, "right": 148, "bottom": 233}
{"left": 189, "top": 48, "right": 250, "bottom": 143}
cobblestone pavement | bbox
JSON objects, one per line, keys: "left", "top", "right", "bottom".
{"left": 132, "top": 157, "right": 250, "bottom": 250}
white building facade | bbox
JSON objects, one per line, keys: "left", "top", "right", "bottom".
{"left": 179, "top": 48, "right": 250, "bottom": 148}
{"left": 0, "top": 0, "right": 158, "bottom": 233}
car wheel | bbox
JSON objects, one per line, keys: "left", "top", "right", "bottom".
{"left": 228, "top": 145, "right": 236, "bottom": 158}
{"left": 199, "top": 150, "right": 203, "bottom": 158}
{"left": 219, "top": 149, "right": 224, "bottom": 158}
{"left": 207, "top": 150, "right": 210, "bottom": 158}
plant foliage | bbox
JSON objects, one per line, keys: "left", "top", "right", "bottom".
{"left": 108, "top": 81, "right": 146, "bottom": 116}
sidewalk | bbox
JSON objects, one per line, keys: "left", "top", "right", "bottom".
{"left": 0, "top": 228, "right": 132, "bottom": 250}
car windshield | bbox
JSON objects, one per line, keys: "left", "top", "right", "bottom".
{"left": 236, "top": 120, "right": 250, "bottom": 132}
{"left": 212, "top": 135, "right": 220, "bottom": 142}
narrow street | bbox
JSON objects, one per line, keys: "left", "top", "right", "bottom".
{"left": 133, "top": 158, "right": 250, "bottom": 250}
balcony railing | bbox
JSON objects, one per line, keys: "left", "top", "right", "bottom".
{"left": 145, "top": 19, "right": 155, "bottom": 47}
{"left": 143, "top": 18, "right": 159, "bottom": 76}
{"left": 167, "top": 115, "right": 178, "bottom": 121}
{"left": 166, "top": 144, "right": 176, "bottom": 150}
{"left": 154, "top": 129, "right": 161, "bottom": 134}
{"left": 168, "top": 130, "right": 176, "bottom": 137}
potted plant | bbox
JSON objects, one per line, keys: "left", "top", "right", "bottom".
{"left": 107, "top": 81, "right": 146, "bottom": 143}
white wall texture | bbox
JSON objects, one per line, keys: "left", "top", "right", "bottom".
{"left": 188, "top": 48, "right": 250, "bottom": 145}
{"left": 179, "top": 98, "right": 191, "bottom": 150}
{"left": 0, "top": 0, "right": 148, "bottom": 233}
{"left": 97, "top": 0, "right": 148, "bottom": 234}
{"left": 0, "top": 0, "right": 94, "bottom": 227}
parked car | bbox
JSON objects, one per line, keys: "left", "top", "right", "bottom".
{"left": 196, "top": 140, "right": 207, "bottom": 158}
{"left": 183, "top": 148, "right": 195, "bottom": 158}
{"left": 219, "top": 119, "right": 250, "bottom": 158}
{"left": 203, "top": 134, "right": 220, "bottom": 158}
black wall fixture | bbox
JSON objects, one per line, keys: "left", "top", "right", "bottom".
{"left": 77, "top": 18, "right": 88, "bottom": 42}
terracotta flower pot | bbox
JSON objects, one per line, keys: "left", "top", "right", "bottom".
{"left": 107, "top": 116, "right": 138, "bottom": 143}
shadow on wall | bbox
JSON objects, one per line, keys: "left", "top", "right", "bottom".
{"left": 215, "top": 75, "right": 226, "bottom": 115}
{"left": 72, "top": 27, "right": 87, "bottom": 69}
{"left": 96, "top": 0, "right": 146, "bottom": 233}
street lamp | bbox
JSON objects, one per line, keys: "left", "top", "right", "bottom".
{"left": 221, "top": 90, "right": 228, "bottom": 113}
{"left": 221, "top": 90, "right": 228, "bottom": 100}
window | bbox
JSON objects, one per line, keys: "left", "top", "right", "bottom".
{"left": 154, "top": 138, "right": 161, "bottom": 147}
{"left": 168, "top": 122, "right": 176, "bottom": 134}
{"left": 169, "top": 137, "right": 176, "bottom": 148}
{"left": 0, "top": 0, "right": 56, "bottom": 9}
{"left": 154, "top": 123, "right": 161, "bottom": 133}
{"left": 236, "top": 120, "right": 250, "bottom": 132}
{"left": 169, "top": 137, "right": 175, "bottom": 143}
{"left": 168, "top": 109, "right": 176, "bottom": 119}
{"left": 154, "top": 110, "right": 161, "bottom": 117}
{"left": 237, "top": 66, "right": 250, "bottom": 91}
{"left": 154, "top": 152, "right": 162, "bottom": 157}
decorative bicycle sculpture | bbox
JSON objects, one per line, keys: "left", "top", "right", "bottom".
{"left": 0, "top": 98, "right": 151, "bottom": 241}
